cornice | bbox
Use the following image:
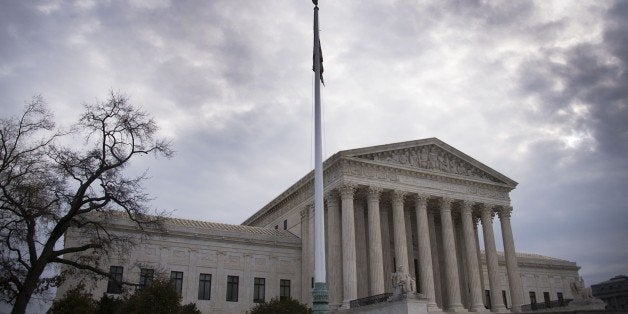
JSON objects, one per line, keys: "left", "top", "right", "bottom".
{"left": 340, "top": 158, "right": 511, "bottom": 203}
{"left": 242, "top": 160, "right": 342, "bottom": 226}
{"left": 93, "top": 223, "right": 302, "bottom": 250}
{"left": 242, "top": 138, "right": 518, "bottom": 227}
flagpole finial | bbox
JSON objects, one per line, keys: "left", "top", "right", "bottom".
{"left": 312, "top": 0, "right": 318, "bottom": 7}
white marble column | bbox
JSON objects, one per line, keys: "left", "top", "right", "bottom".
{"left": 439, "top": 197, "right": 465, "bottom": 311}
{"left": 326, "top": 191, "right": 343, "bottom": 309}
{"left": 499, "top": 206, "right": 523, "bottom": 312}
{"left": 340, "top": 184, "right": 357, "bottom": 308}
{"left": 480, "top": 205, "right": 506, "bottom": 312}
{"left": 429, "top": 211, "right": 443, "bottom": 307}
{"left": 300, "top": 207, "right": 311, "bottom": 302}
{"left": 380, "top": 207, "right": 393, "bottom": 293}
{"left": 473, "top": 216, "right": 485, "bottom": 302}
{"left": 391, "top": 190, "right": 410, "bottom": 276}
{"left": 355, "top": 202, "right": 368, "bottom": 298}
{"left": 415, "top": 194, "right": 439, "bottom": 311}
{"left": 367, "top": 187, "right": 385, "bottom": 296}
{"left": 461, "top": 201, "right": 487, "bottom": 312}
{"left": 405, "top": 210, "right": 415, "bottom": 280}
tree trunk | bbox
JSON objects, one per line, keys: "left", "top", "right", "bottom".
{"left": 11, "top": 262, "right": 47, "bottom": 314}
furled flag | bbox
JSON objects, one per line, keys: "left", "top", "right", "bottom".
{"left": 313, "top": 38, "right": 324, "bottom": 86}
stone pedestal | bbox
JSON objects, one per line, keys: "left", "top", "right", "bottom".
{"left": 566, "top": 298, "right": 606, "bottom": 311}
{"left": 336, "top": 293, "right": 428, "bottom": 314}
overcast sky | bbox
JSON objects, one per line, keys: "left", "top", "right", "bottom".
{"left": 2, "top": 0, "right": 627, "bottom": 296}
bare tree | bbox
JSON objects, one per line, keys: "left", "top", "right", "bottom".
{"left": 0, "top": 93, "right": 173, "bottom": 314}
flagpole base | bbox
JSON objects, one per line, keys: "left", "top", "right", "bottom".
{"left": 312, "top": 282, "right": 329, "bottom": 314}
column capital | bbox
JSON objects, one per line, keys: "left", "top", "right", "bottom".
{"left": 414, "top": 193, "right": 429, "bottom": 206}
{"left": 440, "top": 196, "right": 454, "bottom": 212}
{"left": 300, "top": 206, "right": 311, "bottom": 219}
{"left": 324, "top": 189, "right": 339, "bottom": 199}
{"left": 498, "top": 206, "right": 513, "bottom": 220}
{"left": 391, "top": 189, "right": 407, "bottom": 203}
{"left": 460, "top": 200, "right": 474, "bottom": 212}
{"left": 366, "top": 186, "right": 383, "bottom": 200}
{"left": 339, "top": 184, "right": 357, "bottom": 198}
{"left": 441, "top": 196, "right": 455, "bottom": 205}
{"left": 480, "top": 204, "right": 495, "bottom": 222}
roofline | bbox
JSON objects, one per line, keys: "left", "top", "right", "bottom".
{"left": 242, "top": 138, "right": 518, "bottom": 226}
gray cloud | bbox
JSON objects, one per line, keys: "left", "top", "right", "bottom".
{"left": 1, "top": 0, "right": 626, "bottom": 294}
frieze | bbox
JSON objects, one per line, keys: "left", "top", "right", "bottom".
{"left": 399, "top": 174, "right": 508, "bottom": 200}
{"left": 356, "top": 144, "right": 502, "bottom": 183}
{"left": 199, "top": 251, "right": 217, "bottom": 263}
{"left": 343, "top": 162, "right": 399, "bottom": 182}
{"left": 255, "top": 166, "right": 341, "bottom": 226}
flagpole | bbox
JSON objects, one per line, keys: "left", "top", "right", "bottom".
{"left": 312, "top": 1, "right": 329, "bottom": 313}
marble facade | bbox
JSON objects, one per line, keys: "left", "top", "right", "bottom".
{"left": 57, "top": 138, "right": 581, "bottom": 313}
{"left": 243, "top": 138, "right": 580, "bottom": 312}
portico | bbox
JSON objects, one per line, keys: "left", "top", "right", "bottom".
{"left": 243, "top": 138, "right": 528, "bottom": 313}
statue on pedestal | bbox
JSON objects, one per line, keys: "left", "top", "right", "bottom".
{"left": 390, "top": 266, "right": 417, "bottom": 301}
{"left": 566, "top": 276, "right": 606, "bottom": 311}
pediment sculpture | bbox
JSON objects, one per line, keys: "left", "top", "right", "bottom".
{"left": 356, "top": 144, "right": 501, "bottom": 183}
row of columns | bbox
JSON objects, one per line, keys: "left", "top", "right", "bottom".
{"left": 322, "top": 184, "right": 524, "bottom": 312}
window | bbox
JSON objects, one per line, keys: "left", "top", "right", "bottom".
{"left": 275, "top": 225, "right": 278, "bottom": 230}
{"left": 311, "top": 277, "right": 314, "bottom": 288}
{"left": 543, "top": 291, "right": 551, "bottom": 308}
{"left": 529, "top": 291, "right": 537, "bottom": 310}
{"left": 485, "top": 290, "right": 492, "bottom": 309}
{"left": 557, "top": 292, "right": 564, "bottom": 306}
{"left": 283, "top": 219, "right": 287, "bottom": 230}
{"left": 226, "top": 276, "right": 239, "bottom": 302}
{"left": 198, "top": 273, "right": 212, "bottom": 300}
{"left": 139, "top": 268, "right": 154, "bottom": 290}
{"left": 107, "top": 266, "right": 124, "bottom": 294}
{"left": 254, "top": 277, "right": 265, "bottom": 303}
{"left": 280, "top": 279, "right": 291, "bottom": 300}
{"left": 170, "top": 271, "right": 183, "bottom": 295}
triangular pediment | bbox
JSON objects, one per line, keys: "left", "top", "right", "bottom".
{"left": 339, "top": 138, "right": 516, "bottom": 187}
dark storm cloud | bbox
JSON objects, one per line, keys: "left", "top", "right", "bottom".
{"left": 516, "top": 1, "right": 628, "bottom": 161}
{"left": 508, "top": 0, "right": 628, "bottom": 283}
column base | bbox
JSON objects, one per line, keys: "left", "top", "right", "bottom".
{"left": 445, "top": 303, "right": 466, "bottom": 312}
{"left": 312, "top": 282, "right": 330, "bottom": 314}
{"left": 490, "top": 306, "right": 507, "bottom": 313}
{"left": 468, "top": 305, "right": 489, "bottom": 312}
{"left": 329, "top": 302, "right": 342, "bottom": 311}
{"left": 340, "top": 301, "right": 351, "bottom": 310}
{"left": 427, "top": 302, "right": 441, "bottom": 312}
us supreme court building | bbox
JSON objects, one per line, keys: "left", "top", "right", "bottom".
{"left": 58, "top": 138, "right": 581, "bottom": 313}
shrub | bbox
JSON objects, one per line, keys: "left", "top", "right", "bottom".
{"left": 49, "top": 284, "right": 96, "bottom": 314}
{"left": 249, "top": 297, "right": 312, "bottom": 314}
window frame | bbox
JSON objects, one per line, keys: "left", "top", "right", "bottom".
{"left": 530, "top": 291, "right": 537, "bottom": 310}
{"left": 253, "top": 277, "right": 265, "bottom": 303}
{"left": 226, "top": 275, "right": 239, "bottom": 302}
{"left": 139, "top": 268, "right": 154, "bottom": 290}
{"left": 543, "top": 291, "right": 551, "bottom": 308}
{"left": 557, "top": 292, "right": 564, "bottom": 306}
{"left": 198, "top": 273, "right": 212, "bottom": 300}
{"left": 170, "top": 271, "right": 184, "bottom": 295}
{"left": 107, "top": 266, "right": 124, "bottom": 294}
{"left": 280, "top": 279, "right": 291, "bottom": 301}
